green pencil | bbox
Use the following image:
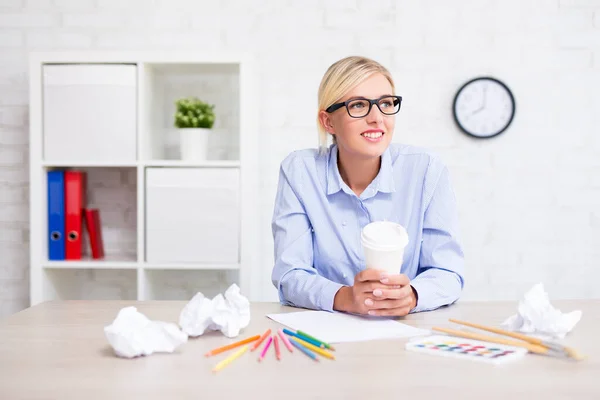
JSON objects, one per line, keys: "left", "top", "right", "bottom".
{"left": 297, "top": 330, "right": 335, "bottom": 351}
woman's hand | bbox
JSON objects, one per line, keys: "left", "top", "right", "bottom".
{"left": 333, "top": 269, "right": 417, "bottom": 316}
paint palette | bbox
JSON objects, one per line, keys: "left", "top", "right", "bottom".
{"left": 405, "top": 335, "right": 528, "bottom": 364}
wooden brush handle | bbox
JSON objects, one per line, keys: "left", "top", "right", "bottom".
{"left": 432, "top": 327, "right": 549, "bottom": 354}
{"left": 448, "top": 318, "right": 543, "bottom": 345}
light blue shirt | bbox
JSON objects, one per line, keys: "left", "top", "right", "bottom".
{"left": 271, "top": 143, "right": 465, "bottom": 313}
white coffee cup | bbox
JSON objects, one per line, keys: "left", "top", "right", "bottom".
{"left": 360, "top": 221, "right": 409, "bottom": 274}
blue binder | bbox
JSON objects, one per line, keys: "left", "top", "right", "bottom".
{"left": 47, "top": 170, "right": 65, "bottom": 260}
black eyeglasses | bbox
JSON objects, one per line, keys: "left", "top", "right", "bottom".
{"left": 325, "top": 95, "right": 402, "bottom": 118}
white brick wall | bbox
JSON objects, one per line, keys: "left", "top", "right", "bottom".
{"left": 1, "top": 0, "right": 599, "bottom": 318}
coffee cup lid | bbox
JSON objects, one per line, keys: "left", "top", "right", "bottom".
{"left": 361, "top": 221, "right": 409, "bottom": 250}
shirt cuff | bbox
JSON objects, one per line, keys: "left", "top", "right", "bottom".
{"left": 409, "top": 278, "right": 440, "bottom": 313}
{"left": 318, "top": 280, "right": 345, "bottom": 312}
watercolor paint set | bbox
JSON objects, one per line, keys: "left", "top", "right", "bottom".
{"left": 405, "top": 335, "right": 528, "bottom": 364}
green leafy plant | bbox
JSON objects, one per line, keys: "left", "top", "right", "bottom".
{"left": 174, "top": 97, "right": 216, "bottom": 129}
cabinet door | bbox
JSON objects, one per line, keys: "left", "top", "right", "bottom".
{"left": 43, "top": 64, "right": 137, "bottom": 163}
{"left": 145, "top": 168, "right": 240, "bottom": 264}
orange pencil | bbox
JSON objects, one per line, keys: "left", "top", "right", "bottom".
{"left": 273, "top": 335, "right": 281, "bottom": 360}
{"left": 251, "top": 329, "right": 272, "bottom": 351}
{"left": 204, "top": 334, "right": 261, "bottom": 357}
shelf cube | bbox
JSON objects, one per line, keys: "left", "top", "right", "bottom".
{"left": 145, "top": 167, "right": 240, "bottom": 264}
{"left": 42, "top": 64, "right": 137, "bottom": 163}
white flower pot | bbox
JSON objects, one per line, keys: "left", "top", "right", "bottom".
{"left": 179, "top": 128, "right": 210, "bottom": 161}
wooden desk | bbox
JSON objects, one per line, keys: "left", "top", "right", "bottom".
{"left": 0, "top": 300, "right": 597, "bottom": 399}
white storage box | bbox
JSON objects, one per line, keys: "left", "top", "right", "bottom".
{"left": 43, "top": 64, "right": 137, "bottom": 163}
{"left": 145, "top": 168, "right": 240, "bottom": 264}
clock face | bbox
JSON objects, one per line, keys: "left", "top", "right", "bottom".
{"left": 453, "top": 77, "right": 515, "bottom": 139}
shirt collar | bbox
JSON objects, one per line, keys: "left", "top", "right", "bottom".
{"left": 326, "top": 145, "right": 396, "bottom": 196}
{"left": 326, "top": 145, "right": 344, "bottom": 195}
{"left": 376, "top": 147, "right": 395, "bottom": 194}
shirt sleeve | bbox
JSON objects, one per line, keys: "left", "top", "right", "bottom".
{"left": 410, "top": 163, "right": 465, "bottom": 313}
{"left": 271, "top": 159, "right": 344, "bottom": 312}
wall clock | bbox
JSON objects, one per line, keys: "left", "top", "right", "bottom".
{"left": 452, "top": 77, "right": 515, "bottom": 139}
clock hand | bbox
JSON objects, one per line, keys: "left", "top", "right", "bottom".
{"left": 468, "top": 104, "right": 484, "bottom": 118}
{"left": 466, "top": 86, "right": 487, "bottom": 119}
{"left": 482, "top": 85, "right": 487, "bottom": 108}
{"left": 464, "top": 85, "right": 489, "bottom": 121}
{"left": 471, "top": 106, "right": 483, "bottom": 115}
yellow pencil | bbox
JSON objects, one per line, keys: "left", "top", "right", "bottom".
{"left": 212, "top": 345, "right": 248, "bottom": 373}
{"left": 290, "top": 336, "right": 335, "bottom": 360}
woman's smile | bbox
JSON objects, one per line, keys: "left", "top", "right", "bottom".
{"left": 361, "top": 129, "right": 385, "bottom": 142}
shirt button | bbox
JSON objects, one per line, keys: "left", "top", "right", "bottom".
{"left": 341, "top": 221, "right": 347, "bottom": 226}
{"left": 343, "top": 273, "right": 347, "bottom": 278}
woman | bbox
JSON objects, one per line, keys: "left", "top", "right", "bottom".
{"left": 271, "top": 56, "right": 465, "bottom": 317}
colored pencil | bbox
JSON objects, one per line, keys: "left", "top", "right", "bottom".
{"left": 273, "top": 335, "right": 281, "bottom": 360}
{"left": 258, "top": 336, "right": 273, "bottom": 362}
{"left": 290, "top": 336, "right": 335, "bottom": 360}
{"left": 297, "top": 330, "right": 335, "bottom": 351}
{"left": 204, "top": 334, "right": 260, "bottom": 357}
{"left": 290, "top": 338, "right": 319, "bottom": 362}
{"left": 212, "top": 345, "right": 248, "bottom": 373}
{"left": 283, "top": 328, "right": 325, "bottom": 349}
{"left": 278, "top": 329, "right": 293, "bottom": 353}
{"left": 251, "top": 329, "right": 272, "bottom": 351}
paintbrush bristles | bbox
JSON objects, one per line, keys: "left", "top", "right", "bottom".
{"left": 563, "top": 346, "right": 585, "bottom": 361}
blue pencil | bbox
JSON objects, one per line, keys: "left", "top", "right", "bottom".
{"left": 282, "top": 328, "right": 325, "bottom": 349}
{"left": 290, "top": 338, "right": 319, "bottom": 362}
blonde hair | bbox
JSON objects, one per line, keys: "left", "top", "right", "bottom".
{"left": 316, "top": 56, "right": 395, "bottom": 151}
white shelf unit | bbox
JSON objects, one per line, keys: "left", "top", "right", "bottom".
{"left": 29, "top": 51, "right": 259, "bottom": 305}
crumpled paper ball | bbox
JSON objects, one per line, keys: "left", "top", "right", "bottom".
{"left": 179, "top": 283, "right": 250, "bottom": 338}
{"left": 501, "top": 283, "right": 582, "bottom": 339}
{"left": 104, "top": 306, "right": 188, "bottom": 358}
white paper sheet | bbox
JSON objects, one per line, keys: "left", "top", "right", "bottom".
{"left": 266, "top": 310, "right": 429, "bottom": 343}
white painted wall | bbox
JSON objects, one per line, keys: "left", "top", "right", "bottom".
{"left": 1, "top": 0, "right": 599, "bottom": 318}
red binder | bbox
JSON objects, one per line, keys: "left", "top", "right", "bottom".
{"left": 84, "top": 208, "right": 105, "bottom": 259}
{"left": 64, "top": 171, "right": 86, "bottom": 260}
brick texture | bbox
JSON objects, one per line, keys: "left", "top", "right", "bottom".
{"left": 0, "top": 0, "right": 598, "bottom": 318}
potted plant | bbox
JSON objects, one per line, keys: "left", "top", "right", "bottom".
{"left": 174, "top": 97, "right": 216, "bottom": 161}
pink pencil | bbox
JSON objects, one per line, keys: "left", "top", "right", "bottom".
{"left": 258, "top": 336, "right": 273, "bottom": 362}
{"left": 273, "top": 335, "right": 281, "bottom": 360}
{"left": 278, "top": 329, "right": 293, "bottom": 353}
